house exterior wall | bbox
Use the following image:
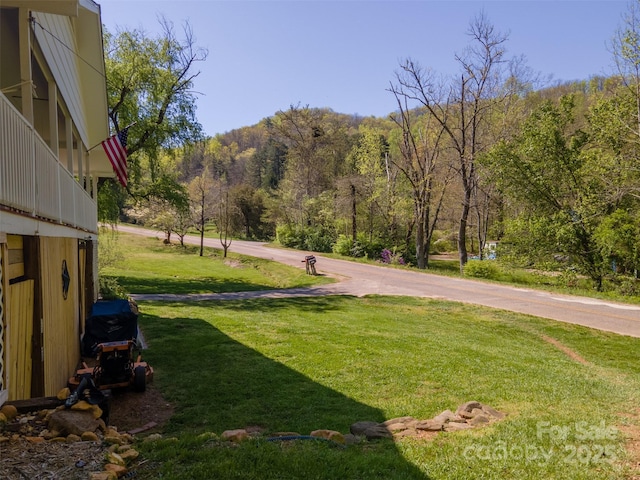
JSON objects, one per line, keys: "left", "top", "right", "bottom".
{"left": 0, "top": 0, "right": 111, "bottom": 403}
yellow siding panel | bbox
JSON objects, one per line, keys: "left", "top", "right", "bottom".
{"left": 6, "top": 234, "right": 24, "bottom": 280}
{"left": 40, "top": 237, "right": 80, "bottom": 396}
{"left": 7, "top": 280, "right": 33, "bottom": 401}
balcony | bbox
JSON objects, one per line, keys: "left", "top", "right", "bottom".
{"left": 0, "top": 91, "right": 97, "bottom": 234}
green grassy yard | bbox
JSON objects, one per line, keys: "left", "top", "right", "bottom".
{"left": 103, "top": 232, "right": 640, "bottom": 479}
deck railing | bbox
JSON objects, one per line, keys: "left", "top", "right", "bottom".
{"left": 0, "top": 92, "right": 97, "bottom": 233}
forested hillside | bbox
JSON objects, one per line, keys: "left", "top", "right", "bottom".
{"left": 98, "top": 11, "right": 640, "bottom": 293}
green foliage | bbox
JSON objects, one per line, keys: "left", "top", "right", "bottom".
{"left": 463, "top": 259, "right": 501, "bottom": 279}
{"left": 276, "top": 224, "right": 336, "bottom": 253}
{"left": 332, "top": 234, "right": 353, "bottom": 256}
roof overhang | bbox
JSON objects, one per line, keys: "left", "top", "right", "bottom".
{"left": 0, "top": 1, "right": 79, "bottom": 17}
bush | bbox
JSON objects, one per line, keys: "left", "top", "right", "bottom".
{"left": 332, "top": 235, "right": 353, "bottom": 256}
{"left": 276, "top": 224, "right": 335, "bottom": 253}
{"left": 464, "top": 259, "right": 501, "bottom": 279}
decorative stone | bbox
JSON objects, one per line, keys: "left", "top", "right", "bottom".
{"left": 104, "top": 435, "right": 124, "bottom": 445}
{"left": 382, "top": 416, "right": 415, "bottom": 426}
{"left": 25, "top": 436, "right": 45, "bottom": 443}
{"left": 432, "top": 410, "right": 456, "bottom": 424}
{"left": 57, "top": 387, "right": 71, "bottom": 400}
{"left": 415, "top": 419, "right": 444, "bottom": 431}
{"left": 221, "top": 429, "right": 249, "bottom": 443}
{"left": 48, "top": 410, "right": 100, "bottom": 437}
{"left": 82, "top": 431, "right": 100, "bottom": 441}
{"left": 482, "top": 405, "right": 506, "bottom": 420}
{"left": 456, "top": 401, "right": 482, "bottom": 417}
{"left": 393, "top": 428, "right": 418, "bottom": 438}
{"left": 385, "top": 422, "right": 409, "bottom": 432}
{"left": 444, "top": 422, "right": 473, "bottom": 432}
{"left": 1, "top": 404, "right": 18, "bottom": 420}
{"left": 107, "top": 451, "right": 125, "bottom": 466}
{"left": 90, "top": 472, "right": 118, "bottom": 480}
{"left": 363, "top": 425, "right": 393, "bottom": 440}
{"left": 310, "top": 429, "right": 345, "bottom": 444}
{"left": 119, "top": 449, "right": 139, "bottom": 462}
{"left": 350, "top": 421, "right": 378, "bottom": 436}
{"left": 469, "top": 414, "right": 491, "bottom": 426}
{"left": 104, "top": 463, "right": 128, "bottom": 477}
{"left": 66, "top": 434, "right": 81, "bottom": 442}
{"left": 343, "top": 433, "right": 360, "bottom": 445}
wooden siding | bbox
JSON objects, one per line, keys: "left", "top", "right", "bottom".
{"left": 40, "top": 237, "right": 79, "bottom": 396}
{"left": 6, "top": 234, "right": 24, "bottom": 280}
{"left": 7, "top": 279, "right": 34, "bottom": 400}
{"left": 32, "top": 12, "right": 88, "bottom": 146}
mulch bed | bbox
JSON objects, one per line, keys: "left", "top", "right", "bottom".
{"left": 0, "top": 384, "right": 173, "bottom": 480}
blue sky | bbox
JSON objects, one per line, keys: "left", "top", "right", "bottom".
{"left": 98, "top": 0, "right": 629, "bottom": 137}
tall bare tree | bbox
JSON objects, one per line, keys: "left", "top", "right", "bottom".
{"left": 387, "top": 90, "right": 453, "bottom": 269}
{"left": 391, "top": 13, "right": 514, "bottom": 271}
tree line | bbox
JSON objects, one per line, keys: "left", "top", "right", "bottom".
{"left": 98, "top": 7, "right": 640, "bottom": 293}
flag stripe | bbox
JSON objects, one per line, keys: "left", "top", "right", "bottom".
{"left": 101, "top": 128, "right": 129, "bottom": 187}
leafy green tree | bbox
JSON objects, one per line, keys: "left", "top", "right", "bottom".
{"left": 104, "top": 18, "right": 206, "bottom": 201}
{"left": 484, "top": 96, "right": 610, "bottom": 289}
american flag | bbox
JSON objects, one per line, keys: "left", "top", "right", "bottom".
{"left": 101, "top": 127, "right": 130, "bottom": 187}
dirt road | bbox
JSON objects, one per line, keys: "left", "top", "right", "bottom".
{"left": 117, "top": 225, "right": 640, "bottom": 338}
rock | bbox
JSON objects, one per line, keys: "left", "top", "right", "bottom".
{"left": 385, "top": 422, "right": 409, "bottom": 432}
{"left": 363, "top": 425, "right": 393, "bottom": 440}
{"left": 119, "top": 449, "right": 139, "bottom": 462}
{"left": 416, "top": 419, "right": 444, "bottom": 431}
{"left": 48, "top": 410, "right": 100, "bottom": 437}
{"left": 50, "top": 437, "right": 67, "bottom": 442}
{"left": 310, "top": 429, "right": 345, "bottom": 444}
{"left": 144, "top": 433, "right": 163, "bottom": 442}
{"left": 66, "top": 434, "right": 81, "bottom": 442}
{"left": 197, "top": 432, "right": 218, "bottom": 441}
{"left": 57, "top": 387, "right": 71, "bottom": 400}
{"left": 381, "top": 416, "right": 415, "bottom": 426}
{"left": 343, "top": 433, "right": 360, "bottom": 445}
{"left": 444, "top": 422, "right": 473, "bottom": 432}
{"left": 82, "top": 431, "right": 100, "bottom": 441}
{"left": 1, "top": 404, "right": 18, "bottom": 420}
{"left": 350, "top": 421, "right": 379, "bottom": 436}
{"left": 104, "top": 463, "right": 128, "bottom": 477}
{"left": 90, "top": 472, "right": 118, "bottom": 480}
{"left": 104, "top": 435, "right": 124, "bottom": 445}
{"left": 0, "top": 413, "right": 7, "bottom": 425}
{"left": 393, "top": 428, "right": 418, "bottom": 438}
{"left": 481, "top": 405, "right": 506, "bottom": 420}
{"left": 469, "top": 414, "right": 491, "bottom": 426}
{"left": 455, "top": 401, "right": 482, "bottom": 417}
{"left": 107, "top": 452, "right": 125, "bottom": 466}
{"left": 432, "top": 410, "right": 456, "bottom": 424}
{"left": 221, "top": 429, "right": 249, "bottom": 443}
{"left": 25, "top": 436, "right": 44, "bottom": 443}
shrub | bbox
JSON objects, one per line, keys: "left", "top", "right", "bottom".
{"left": 464, "top": 259, "right": 501, "bottom": 279}
{"left": 381, "top": 248, "right": 406, "bottom": 265}
{"left": 332, "top": 235, "right": 353, "bottom": 256}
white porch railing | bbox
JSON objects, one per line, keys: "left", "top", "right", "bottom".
{"left": 0, "top": 92, "right": 97, "bottom": 234}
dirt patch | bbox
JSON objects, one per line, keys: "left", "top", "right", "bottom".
{"left": 541, "top": 335, "right": 590, "bottom": 365}
{"left": 109, "top": 383, "right": 174, "bottom": 433}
